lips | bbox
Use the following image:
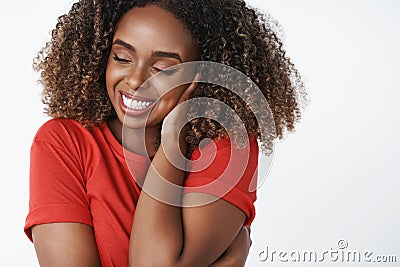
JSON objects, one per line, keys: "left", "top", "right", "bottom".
{"left": 119, "top": 92, "right": 157, "bottom": 116}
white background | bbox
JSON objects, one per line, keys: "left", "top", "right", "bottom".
{"left": 0, "top": 0, "right": 399, "bottom": 266}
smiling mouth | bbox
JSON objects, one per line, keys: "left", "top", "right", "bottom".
{"left": 120, "top": 92, "right": 157, "bottom": 115}
{"left": 122, "top": 94, "right": 155, "bottom": 110}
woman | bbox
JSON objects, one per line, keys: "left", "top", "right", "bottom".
{"left": 25, "top": 0, "right": 306, "bottom": 266}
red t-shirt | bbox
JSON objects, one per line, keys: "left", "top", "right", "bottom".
{"left": 24, "top": 118, "right": 258, "bottom": 266}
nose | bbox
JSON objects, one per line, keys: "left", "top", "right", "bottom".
{"left": 125, "top": 64, "right": 149, "bottom": 91}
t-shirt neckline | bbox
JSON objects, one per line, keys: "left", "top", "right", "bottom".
{"left": 100, "top": 121, "right": 154, "bottom": 163}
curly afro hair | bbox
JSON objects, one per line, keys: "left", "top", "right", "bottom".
{"left": 34, "top": 0, "right": 307, "bottom": 156}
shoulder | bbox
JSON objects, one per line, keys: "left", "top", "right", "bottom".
{"left": 34, "top": 118, "right": 89, "bottom": 141}
{"left": 34, "top": 118, "right": 95, "bottom": 142}
{"left": 32, "top": 118, "right": 99, "bottom": 153}
{"left": 188, "top": 135, "right": 259, "bottom": 180}
{"left": 191, "top": 135, "right": 259, "bottom": 160}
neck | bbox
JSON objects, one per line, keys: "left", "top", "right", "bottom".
{"left": 107, "top": 118, "right": 161, "bottom": 157}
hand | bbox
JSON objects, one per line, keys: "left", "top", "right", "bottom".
{"left": 209, "top": 226, "right": 252, "bottom": 267}
{"left": 160, "top": 74, "right": 200, "bottom": 142}
{"left": 160, "top": 74, "right": 200, "bottom": 159}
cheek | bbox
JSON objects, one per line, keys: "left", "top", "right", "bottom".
{"left": 105, "top": 63, "right": 113, "bottom": 91}
{"left": 150, "top": 69, "right": 190, "bottom": 96}
{"left": 157, "top": 85, "right": 187, "bottom": 104}
{"left": 153, "top": 85, "right": 187, "bottom": 117}
{"left": 105, "top": 59, "right": 125, "bottom": 88}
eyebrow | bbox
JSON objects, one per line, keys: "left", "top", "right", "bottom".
{"left": 113, "top": 39, "right": 134, "bottom": 51}
{"left": 113, "top": 39, "right": 182, "bottom": 63}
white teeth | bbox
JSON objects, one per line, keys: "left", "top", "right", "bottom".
{"left": 122, "top": 95, "right": 153, "bottom": 110}
{"left": 127, "top": 99, "right": 132, "bottom": 107}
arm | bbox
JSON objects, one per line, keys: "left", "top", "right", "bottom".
{"left": 27, "top": 121, "right": 101, "bottom": 267}
{"left": 32, "top": 223, "right": 101, "bottom": 267}
{"left": 209, "top": 226, "right": 252, "bottom": 267}
{"left": 31, "top": 220, "right": 250, "bottom": 267}
{"left": 129, "top": 141, "right": 246, "bottom": 267}
{"left": 129, "top": 81, "right": 251, "bottom": 267}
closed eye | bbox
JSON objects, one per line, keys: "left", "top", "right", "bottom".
{"left": 113, "top": 53, "right": 131, "bottom": 63}
{"left": 153, "top": 67, "right": 179, "bottom": 76}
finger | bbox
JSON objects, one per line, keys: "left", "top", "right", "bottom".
{"left": 242, "top": 226, "right": 252, "bottom": 247}
{"left": 245, "top": 225, "right": 251, "bottom": 235}
{"left": 242, "top": 225, "right": 250, "bottom": 236}
{"left": 179, "top": 73, "right": 200, "bottom": 103}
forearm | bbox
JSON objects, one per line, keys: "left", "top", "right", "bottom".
{"left": 129, "top": 135, "right": 187, "bottom": 266}
{"left": 208, "top": 226, "right": 251, "bottom": 267}
{"left": 129, "top": 143, "right": 247, "bottom": 267}
{"left": 209, "top": 256, "right": 244, "bottom": 267}
{"left": 129, "top": 124, "right": 248, "bottom": 267}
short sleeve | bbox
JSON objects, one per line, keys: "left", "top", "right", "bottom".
{"left": 24, "top": 120, "right": 93, "bottom": 242}
{"left": 183, "top": 137, "right": 259, "bottom": 226}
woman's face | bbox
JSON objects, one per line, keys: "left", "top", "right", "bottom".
{"left": 106, "top": 4, "right": 199, "bottom": 129}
